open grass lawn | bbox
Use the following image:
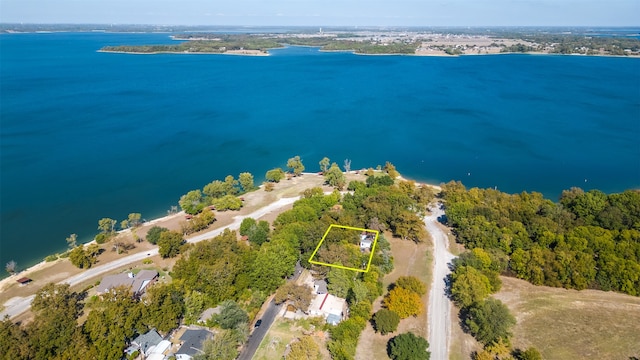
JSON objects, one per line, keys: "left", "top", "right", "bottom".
{"left": 494, "top": 276, "right": 640, "bottom": 360}
{"left": 253, "top": 317, "right": 330, "bottom": 360}
{"left": 355, "top": 234, "right": 432, "bottom": 360}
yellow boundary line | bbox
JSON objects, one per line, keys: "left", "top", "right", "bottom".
{"left": 308, "top": 224, "right": 379, "bottom": 273}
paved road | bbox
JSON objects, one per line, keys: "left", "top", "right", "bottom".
{"left": 0, "top": 196, "right": 300, "bottom": 320}
{"left": 237, "top": 300, "right": 283, "bottom": 360}
{"left": 425, "top": 204, "right": 456, "bottom": 360}
{"left": 237, "top": 261, "right": 303, "bottom": 360}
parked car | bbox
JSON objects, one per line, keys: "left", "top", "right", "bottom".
{"left": 254, "top": 319, "right": 262, "bottom": 328}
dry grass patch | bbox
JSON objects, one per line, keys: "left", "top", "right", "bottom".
{"left": 355, "top": 235, "right": 432, "bottom": 360}
{"left": 253, "top": 317, "right": 329, "bottom": 360}
{"left": 494, "top": 276, "right": 640, "bottom": 360}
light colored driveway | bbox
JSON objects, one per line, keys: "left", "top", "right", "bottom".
{"left": 425, "top": 204, "right": 456, "bottom": 360}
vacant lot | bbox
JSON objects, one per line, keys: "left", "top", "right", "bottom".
{"left": 494, "top": 276, "right": 640, "bottom": 360}
{"left": 355, "top": 234, "right": 432, "bottom": 360}
{"left": 252, "top": 317, "right": 330, "bottom": 360}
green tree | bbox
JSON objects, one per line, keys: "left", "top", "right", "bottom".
{"left": 212, "top": 300, "right": 248, "bottom": 329}
{"left": 69, "top": 246, "right": 92, "bottom": 268}
{"left": 516, "top": 347, "right": 543, "bottom": 360}
{"left": 324, "top": 162, "right": 346, "bottom": 189}
{"left": 384, "top": 161, "right": 400, "bottom": 179}
{"left": 383, "top": 287, "right": 423, "bottom": 319}
{"left": 372, "top": 309, "right": 400, "bottom": 335}
{"left": 395, "top": 276, "right": 427, "bottom": 296}
{"left": 274, "top": 283, "right": 313, "bottom": 312}
{"left": 195, "top": 329, "right": 238, "bottom": 360}
{"left": 287, "top": 335, "right": 321, "bottom": 360}
{"left": 203, "top": 180, "right": 228, "bottom": 199}
{"left": 158, "top": 230, "right": 184, "bottom": 258}
{"left": 465, "top": 298, "right": 516, "bottom": 345}
{"left": 250, "top": 239, "right": 297, "bottom": 292}
{"left": 388, "top": 332, "right": 430, "bottom": 360}
{"left": 84, "top": 286, "right": 145, "bottom": 360}
{"left": 146, "top": 226, "right": 169, "bottom": 244}
{"left": 183, "top": 291, "right": 206, "bottom": 324}
{"left": 287, "top": 155, "right": 305, "bottom": 176}
{"left": 240, "top": 217, "right": 257, "bottom": 236}
{"left": 327, "top": 267, "right": 354, "bottom": 298}
{"left": 28, "top": 283, "right": 83, "bottom": 359}
{"left": 179, "top": 189, "right": 205, "bottom": 215}
{"left": 224, "top": 175, "right": 239, "bottom": 195}
{"left": 319, "top": 157, "right": 331, "bottom": 173}
{"left": 98, "top": 218, "right": 116, "bottom": 234}
{"left": 213, "top": 195, "right": 243, "bottom": 211}
{"left": 127, "top": 213, "right": 142, "bottom": 227}
{"left": 450, "top": 266, "right": 492, "bottom": 307}
{"left": 238, "top": 172, "right": 255, "bottom": 192}
{"left": 1, "top": 317, "right": 29, "bottom": 359}
{"left": 265, "top": 168, "right": 285, "bottom": 182}
{"left": 142, "top": 283, "right": 184, "bottom": 333}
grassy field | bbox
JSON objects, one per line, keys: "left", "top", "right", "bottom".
{"left": 252, "top": 317, "right": 330, "bottom": 360}
{"left": 494, "top": 276, "right": 640, "bottom": 360}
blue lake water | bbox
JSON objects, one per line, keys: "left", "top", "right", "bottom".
{"left": 1, "top": 32, "right": 639, "bottom": 271}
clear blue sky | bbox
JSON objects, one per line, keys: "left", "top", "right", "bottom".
{"left": 1, "top": 0, "right": 638, "bottom": 27}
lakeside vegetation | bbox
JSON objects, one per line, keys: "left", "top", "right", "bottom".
{"left": 1, "top": 159, "right": 438, "bottom": 360}
{"left": 442, "top": 182, "right": 639, "bottom": 358}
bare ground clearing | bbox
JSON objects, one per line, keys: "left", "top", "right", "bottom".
{"left": 494, "top": 276, "right": 640, "bottom": 360}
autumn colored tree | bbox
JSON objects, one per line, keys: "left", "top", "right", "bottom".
{"left": 395, "top": 276, "right": 427, "bottom": 296}
{"left": 274, "top": 283, "right": 313, "bottom": 312}
{"left": 287, "top": 336, "right": 321, "bottom": 360}
{"left": 383, "top": 286, "right": 423, "bottom": 319}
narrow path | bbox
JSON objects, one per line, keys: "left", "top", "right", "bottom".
{"left": 425, "top": 204, "right": 456, "bottom": 360}
{"left": 0, "top": 196, "right": 300, "bottom": 319}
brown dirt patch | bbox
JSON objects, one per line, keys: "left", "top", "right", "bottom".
{"left": 494, "top": 276, "right": 640, "bottom": 360}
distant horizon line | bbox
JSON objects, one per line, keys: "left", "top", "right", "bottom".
{"left": 2, "top": 23, "right": 639, "bottom": 29}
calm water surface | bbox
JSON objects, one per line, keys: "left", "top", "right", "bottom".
{"left": 1, "top": 33, "right": 639, "bottom": 270}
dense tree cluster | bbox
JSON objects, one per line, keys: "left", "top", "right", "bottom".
{"left": 442, "top": 182, "right": 640, "bottom": 296}
{"left": 0, "top": 283, "right": 187, "bottom": 360}
{"left": 179, "top": 172, "right": 255, "bottom": 215}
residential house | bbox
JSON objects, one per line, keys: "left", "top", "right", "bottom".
{"left": 97, "top": 269, "right": 158, "bottom": 295}
{"left": 176, "top": 328, "right": 213, "bottom": 359}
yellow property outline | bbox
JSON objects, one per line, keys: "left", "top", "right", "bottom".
{"left": 308, "top": 224, "right": 379, "bottom": 273}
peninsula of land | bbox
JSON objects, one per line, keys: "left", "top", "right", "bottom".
{"left": 98, "top": 28, "right": 640, "bottom": 56}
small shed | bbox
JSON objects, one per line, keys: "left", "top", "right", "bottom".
{"left": 16, "top": 277, "right": 32, "bottom": 285}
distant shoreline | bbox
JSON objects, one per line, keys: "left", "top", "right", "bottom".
{"left": 98, "top": 47, "right": 640, "bottom": 58}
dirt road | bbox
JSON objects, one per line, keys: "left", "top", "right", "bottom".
{"left": 425, "top": 204, "right": 456, "bottom": 360}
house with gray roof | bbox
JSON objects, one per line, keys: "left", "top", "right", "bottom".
{"left": 176, "top": 328, "right": 213, "bottom": 359}
{"left": 97, "top": 269, "right": 158, "bottom": 295}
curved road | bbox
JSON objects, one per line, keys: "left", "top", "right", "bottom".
{"left": 0, "top": 196, "right": 300, "bottom": 320}
{"left": 425, "top": 204, "right": 456, "bottom": 360}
